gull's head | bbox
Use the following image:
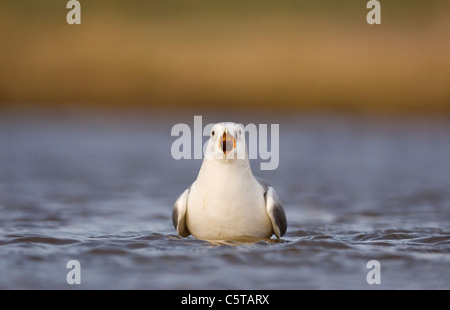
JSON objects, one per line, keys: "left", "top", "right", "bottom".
{"left": 205, "top": 122, "right": 246, "bottom": 161}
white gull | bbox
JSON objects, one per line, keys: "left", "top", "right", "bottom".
{"left": 172, "top": 122, "right": 287, "bottom": 241}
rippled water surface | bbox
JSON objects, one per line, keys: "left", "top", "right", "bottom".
{"left": 1, "top": 113, "right": 449, "bottom": 289}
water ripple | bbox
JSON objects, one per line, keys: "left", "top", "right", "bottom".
{"left": 0, "top": 234, "right": 80, "bottom": 246}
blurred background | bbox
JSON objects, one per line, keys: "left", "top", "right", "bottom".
{"left": 1, "top": 1, "right": 450, "bottom": 289}
{"left": 1, "top": 0, "right": 449, "bottom": 114}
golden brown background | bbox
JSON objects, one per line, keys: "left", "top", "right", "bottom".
{"left": 1, "top": 0, "right": 449, "bottom": 115}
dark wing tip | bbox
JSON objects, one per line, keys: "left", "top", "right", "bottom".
{"left": 264, "top": 186, "right": 287, "bottom": 238}
{"left": 172, "top": 207, "right": 179, "bottom": 230}
{"left": 272, "top": 204, "right": 287, "bottom": 237}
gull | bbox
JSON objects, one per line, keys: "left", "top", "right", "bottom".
{"left": 172, "top": 122, "right": 287, "bottom": 241}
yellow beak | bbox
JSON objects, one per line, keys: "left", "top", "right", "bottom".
{"left": 218, "top": 129, "right": 236, "bottom": 156}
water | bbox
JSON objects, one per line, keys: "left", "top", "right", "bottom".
{"left": 1, "top": 113, "right": 449, "bottom": 289}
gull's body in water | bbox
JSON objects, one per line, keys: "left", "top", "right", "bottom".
{"left": 172, "top": 122, "right": 287, "bottom": 241}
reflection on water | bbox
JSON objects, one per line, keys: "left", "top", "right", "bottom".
{"left": 0, "top": 113, "right": 449, "bottom": 289}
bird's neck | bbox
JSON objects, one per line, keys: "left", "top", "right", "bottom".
{"left": 196, "top": 157, "right": 254, "bottom": 186}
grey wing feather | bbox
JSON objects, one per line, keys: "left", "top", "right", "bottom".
{"left": 256, "top": 177, "right": 287, "bottom": 238}
{"left": 172, "top": 186, "right": 191, "bottom": 237}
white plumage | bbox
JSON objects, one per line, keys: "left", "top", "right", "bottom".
{"left": 172, "top": 122, "right": 287, "bottom": 241}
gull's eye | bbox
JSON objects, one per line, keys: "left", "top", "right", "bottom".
{"left": 211, "top": 130, "right": 215, "bottom": 137}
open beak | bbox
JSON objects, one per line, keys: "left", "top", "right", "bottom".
{"left": 219, "top": 129, "right": 236, "bottom": 157}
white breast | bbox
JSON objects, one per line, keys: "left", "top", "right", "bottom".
{"left": 185, "top": 159, "right": 273, "bottom": 240}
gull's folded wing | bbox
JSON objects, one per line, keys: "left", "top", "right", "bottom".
{"left": 172, "top": 186, "right": 191, "bottom": 237}
{"left": 256, "top": 177, "right": 287, "bottom": 239}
